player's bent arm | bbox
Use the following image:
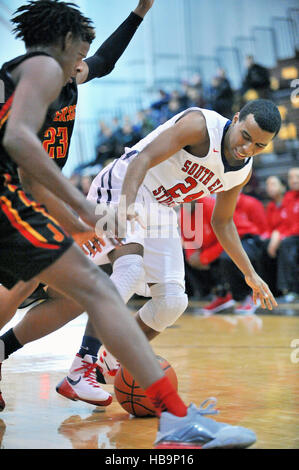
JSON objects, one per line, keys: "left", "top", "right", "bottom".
{"left": 211, "top": 171, "right": 256, "bottom": 277}
{"left": 3, "top": 57, "right": 99, "bottom": 229}
{"left": 121, "top": 112, "right": 206, "bottom": 210}
{"left": 18, "top": 169, "right": 92, "bottom": 235}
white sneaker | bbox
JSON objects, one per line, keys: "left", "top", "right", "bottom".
{"left": 56, "top": 354, "right": 112, "bottom": 406}
{"left": 235, "top": 296, "right": 260, "bottom": 315}
{"left": 96, "top": 346, "right": 120, "bottom": 385}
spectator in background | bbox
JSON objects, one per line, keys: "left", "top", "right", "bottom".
{"left": 261, "top": 175, "right": 286, "bottom": 295}
{"left": 182, "top": 193, "right": 267, "bottom": 315}
{"left": 133, "top": 110, "right": 156, "bottom": 138}
{"left": 242, "top": 55, "right": 271, "bottom": 101}
{"left": 269, "top": 168, "right": 299, "bottom": 302}
{"left": 209, "top": 68, "right": 234, "bottom": 119}
{"left": 113, "top": 116, "right": 142, "bottom": 156}
{"left": 181, "top": 74, "right": 206, "bottom": 109}
{"left": 181, "top": 197, "right": 222, "bottom": 300}
{"left": 150, "top": 89, "right": 170, "bottom": 111}
{"left": 94, "top": 121, "right": 116, "bottom": 166}
{"left": 164, "top": 90, "right": 185, "bottom": 120}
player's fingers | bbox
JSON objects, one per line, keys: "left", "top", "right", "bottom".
{"left": 252, "top": 290, "right": 258, "bottom": 306}
{"left": 136, "top": 215, "right": 146, "bottom": 229}
{"left": 86, "top": 240, "right": 97, "bottom": 257}
{"left": 130, "top": 218, "right": 135, "bottom": 234}
{"left": 259, "top": 292, "right": 267, "bottom": 309}
{"left": 91, "top": 237, "right": 105, "bottom": 253}
{"left": 264, "top": 290, "right": 277, "bottom": 310}
{"left": 81, "top": 244, "right": 90, "bottom": 256}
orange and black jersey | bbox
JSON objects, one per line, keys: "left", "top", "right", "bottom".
{"left": 0, "top": 51, "right": 77, "bottom": 186}
{"left": 39, "top": 71, "right": 77, "bottom": 170}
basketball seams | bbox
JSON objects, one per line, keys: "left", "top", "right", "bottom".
{"left": 114, "top": 356, "right": 177, "bottom": 417}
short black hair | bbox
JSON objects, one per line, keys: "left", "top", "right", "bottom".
{"left": 239, "top": 99, "right": 281, "bottom": 137}
{"left": 12, "top": 0, "right": 95, "bottom": 48}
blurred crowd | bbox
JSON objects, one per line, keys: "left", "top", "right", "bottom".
{"left": 181, "top": 167, "right": 299, "bottom": 314}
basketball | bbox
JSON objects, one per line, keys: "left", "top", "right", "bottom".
{"left": 114, "top": 356, "right": 178, "bottom": 417}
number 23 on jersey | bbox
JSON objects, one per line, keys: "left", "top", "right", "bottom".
{"left": 43, "top": 126, "right": 69, "bottom": 159}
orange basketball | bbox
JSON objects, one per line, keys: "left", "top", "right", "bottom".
{"left": 114, "top": 355, "right": 178, "bottom": 417}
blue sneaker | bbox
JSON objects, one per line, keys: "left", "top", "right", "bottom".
{"left": 155, "top": 399, "right": 256, "bottom": 449}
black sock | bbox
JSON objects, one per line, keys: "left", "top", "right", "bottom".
{"left": 78, "top": 335, "right": 102, "bottom": 359}
{"left": 0, "top": 329, "right": 22, "bottom": 360}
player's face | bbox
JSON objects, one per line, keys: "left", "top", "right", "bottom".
{"left": 60, "top": 35, "right": 90, "bottom": 84}
{"left": 228, "top": 113, "right": 275, "bottom": 162}
{"left": 288, "top": 169, "right": 299, "bottom": 191}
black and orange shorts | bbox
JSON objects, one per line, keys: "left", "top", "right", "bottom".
{"left": 0, "top": 177, "right": 73, "bottom": 289}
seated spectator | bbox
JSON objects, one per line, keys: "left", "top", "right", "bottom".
{"left": 241, "top": 55, "right": 271, "bottom": 101}
{"left": 132, "top": 110, "right": 156, "bottom": 138}
{"left": 181, "top": 197, "right": 222, "bottom": 300}
{"left": 150, "top": 89, "right": 170, "bottom": 111}
{"left": 260, "top": 175, "right": 286, "bottom": 295}
{"left": 113, "top": 117, "right": 142, "bottom": 156}
{"left": 209, "top": 68, "right": 234, "bottom": 119}
{"left": 269, "top": 168, "right": 299, "bottom": 302}
{"left": 181, "top": 192, "right": 267, "bottom": 315}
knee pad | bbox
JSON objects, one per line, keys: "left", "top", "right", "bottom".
{"left": 110, "top": 255, "right": 145, "bottom": 303}
{"left": 139, "top": 282, "right": 188, "bottom": 332}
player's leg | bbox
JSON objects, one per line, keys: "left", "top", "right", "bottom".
{"left": 98, "top": 231, "right": 188, "bottom": 383}
{"left": 39, "top": 237, "right": 256, "bottom": 449}
{"left": 55, "top": 241, "right": 145, "bottom": 399}
{"left": 0, "top": 279, "right": 39, "bottom": 330}
{"left": 0, "top": 287, "right": 114, "bottom": 407}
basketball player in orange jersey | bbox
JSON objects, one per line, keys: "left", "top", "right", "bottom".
{"left": 0, "top": 0, "right": 259, "bottom": 450}
{"left": 0, "top": 0, "right": 156, "bottom": 406}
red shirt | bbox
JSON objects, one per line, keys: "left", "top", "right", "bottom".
{"left": 278, "top": 190, "right": 299, "bottom": 237}
{"left": 266, "top": 200, "right": 284, "bottom": 234}
{"left": 181, "top": 194, "right": 266, "bottom": 265}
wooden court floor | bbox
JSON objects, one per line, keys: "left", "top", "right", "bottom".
{"left": 0, "top": 301, "right": 298, "bottom": 449}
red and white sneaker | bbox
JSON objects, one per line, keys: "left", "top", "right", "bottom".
{"left": 235, "top": 296, "right": 260, "bottom": 315}
{"left": 0, "top": 363, "right": 5, "bottom": 412}
{"left": 200, "top": 293, "right": 235, "bottom": 315}
{"left": 96, "top": 346, "right": 120, "bottom": 385}
{"left": 56, "top": 354, "right": 112, "bottom": 406}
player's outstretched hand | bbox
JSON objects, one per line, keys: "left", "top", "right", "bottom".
{"left": 245, "top": 272, "right": 278, "bottom": 310}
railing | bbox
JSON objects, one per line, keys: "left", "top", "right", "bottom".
{"left": 272, "top": 17, "right": 297, "bottom": 60}
{"left": 252, "top": 27, "right": 278, "bottom": 67}
{"left": 216, "top": 47, "right": 242, "bottom": 88}
{"left": 288, "top": 8, "right": 299, "bottom": 52}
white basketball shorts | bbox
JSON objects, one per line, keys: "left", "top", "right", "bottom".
{"left": 86, "top": 150, "right": 185, "bottom": 296}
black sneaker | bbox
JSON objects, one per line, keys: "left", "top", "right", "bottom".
{"left": 18, "top": 284, "right": 49, "bottom": 309}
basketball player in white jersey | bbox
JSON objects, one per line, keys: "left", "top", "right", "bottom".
{"left": 1, "top": 99, "right": 281, "bottom": 403}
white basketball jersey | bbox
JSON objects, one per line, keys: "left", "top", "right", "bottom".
{"left": 131, "top": 107, "right": 252, "bottom": 206}
{"left": 89, "top": 107, "right": 252, "bottom": 208}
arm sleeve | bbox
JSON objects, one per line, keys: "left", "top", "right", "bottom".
{"left": 84, "top": 12, "right": 143, "bottom": 83}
